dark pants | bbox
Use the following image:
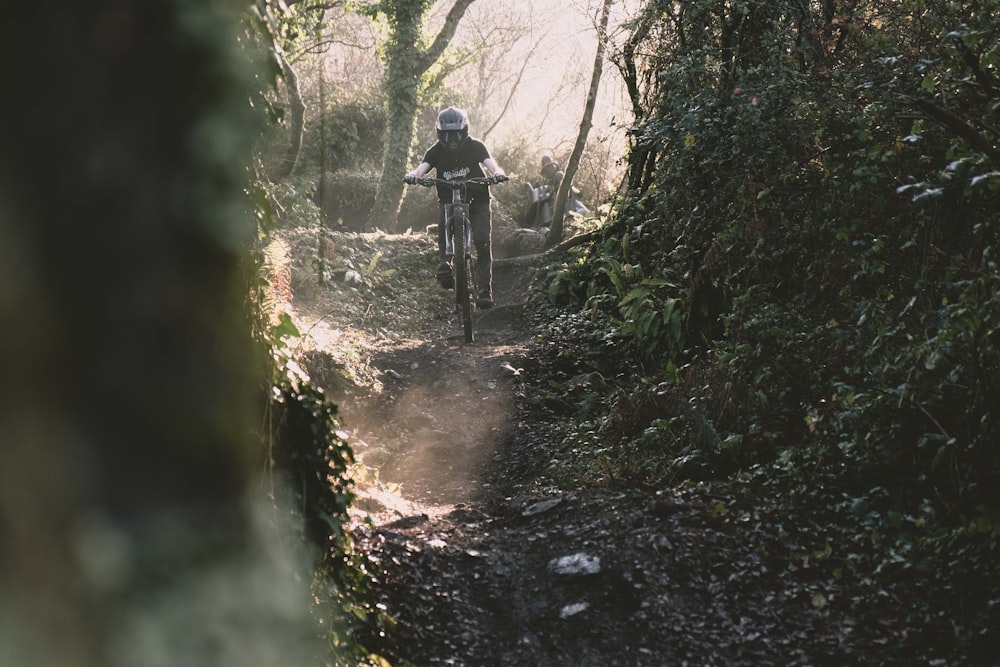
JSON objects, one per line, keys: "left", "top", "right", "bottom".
{"left": 439, "top": 198, "right": 492, "bottom": 296}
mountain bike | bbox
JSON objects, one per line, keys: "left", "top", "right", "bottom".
{"left": 406, "top": 175, "right": 503, "bottom": 343}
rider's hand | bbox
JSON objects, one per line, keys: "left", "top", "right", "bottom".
{"left": 492, "top": 173, "right": 508, "bottom": 184}
{"left": 403, "top": 173, "right": 418, "bottom": 185}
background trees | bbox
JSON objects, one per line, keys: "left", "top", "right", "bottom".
{"left": 261, "top": 0, "right": 631, "bottom": 232}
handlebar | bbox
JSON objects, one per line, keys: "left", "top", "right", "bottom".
{"left": 404, "top": 175, "right": 507, "bottom": 187}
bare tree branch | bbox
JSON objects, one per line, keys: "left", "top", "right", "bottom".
{"left": 417, "top": 0, "right": 477, "bottom": 74}
{"left": 480, "top": 35, "right": 544, "bottom": 141}
{"left": 910, "top": 96, "right": 1000, "bottom": 162}
{"left": 283, "top": 0, "right": 340, "bottom": 7}
{"left": 292, "top": 34, "right": 377, "bottom": 60}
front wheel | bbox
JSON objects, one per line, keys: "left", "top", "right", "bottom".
{"left": 452, "top": 206, "right": 474, "bottom": 343}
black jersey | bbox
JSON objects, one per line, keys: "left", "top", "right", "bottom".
{"left": 421, "top": 138, "right": 492, "bottom": 202}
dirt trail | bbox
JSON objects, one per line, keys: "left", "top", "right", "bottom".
{"left": 287, "top": 229, "right": 867, "bottom": 666}
{"left": 333, "top": 259, "right": 680, "bottom": 666}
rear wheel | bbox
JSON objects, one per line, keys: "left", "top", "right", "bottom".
{"left": 452, "top": 206, "right": 474, "bottom": 343}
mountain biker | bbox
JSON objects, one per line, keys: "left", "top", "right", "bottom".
{"left": 404, "top": 107, "right": 507, "bottom": 309}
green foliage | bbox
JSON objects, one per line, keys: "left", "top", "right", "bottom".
{"left": 586, "top": 0, "right": 1000, "bottom": 504}
{"left": 268, "top": 175, "right": 325, "bottom": 229}
{"left": 249, "top": 181, "right": 389, "bottom": 661}
{"left": 269, "top": 323, "right": 354, "bottom": 546}
{"left": 531, "top": 0, "right": 1000, "bottom": 660}
{"left": 271, "top": 0, "right": 331, "bottom": 53}
{"left": 565, "top": 251, "right": 685, "bottom": 370}
{"left": 244, "top": 3, "right": 389, "bottom": 663}
{"left": 268, "top": 345, "right": 381, "bottom": 660}
{"left": 302, "top": 93, "right": 388, "bottom": 174}
{"left": 533, "top": 234, "right": 685, "bottom": 372}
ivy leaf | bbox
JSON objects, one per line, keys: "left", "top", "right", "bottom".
{"left": 270, "top": 311, "right": 301, "bottom": 343}
{"left": 970, "top": 172, "right": 1000, "bottom": 188}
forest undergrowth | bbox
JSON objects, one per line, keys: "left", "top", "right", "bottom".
{"left": 268, "top": 209, "right": 997, "bottom": 665}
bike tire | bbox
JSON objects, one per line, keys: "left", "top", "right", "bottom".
{"left": 452, "top": 206, "right": 474, "bottom": 343}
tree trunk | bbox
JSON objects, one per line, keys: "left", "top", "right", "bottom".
{"left": 546, "top": 0, "right": 611, "bottom": 248}
{"left": 268, "top": 55, "right": 305, "bottom": 182}
{"left": 0, "top": 3, "right": 311, "bottom": 665}
{"left": 369, "top": 38, "right": 421, "bottom": 230}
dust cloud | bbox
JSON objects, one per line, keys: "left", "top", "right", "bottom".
{"left": 335, "top": 336, "right": 519, "bottom": 516}
{"left": 375, "top": 368, "right": 513, "bottom": 504}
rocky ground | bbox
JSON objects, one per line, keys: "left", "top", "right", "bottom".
{"left": 275, "top": 224, "right": 922, "bottom": 666}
